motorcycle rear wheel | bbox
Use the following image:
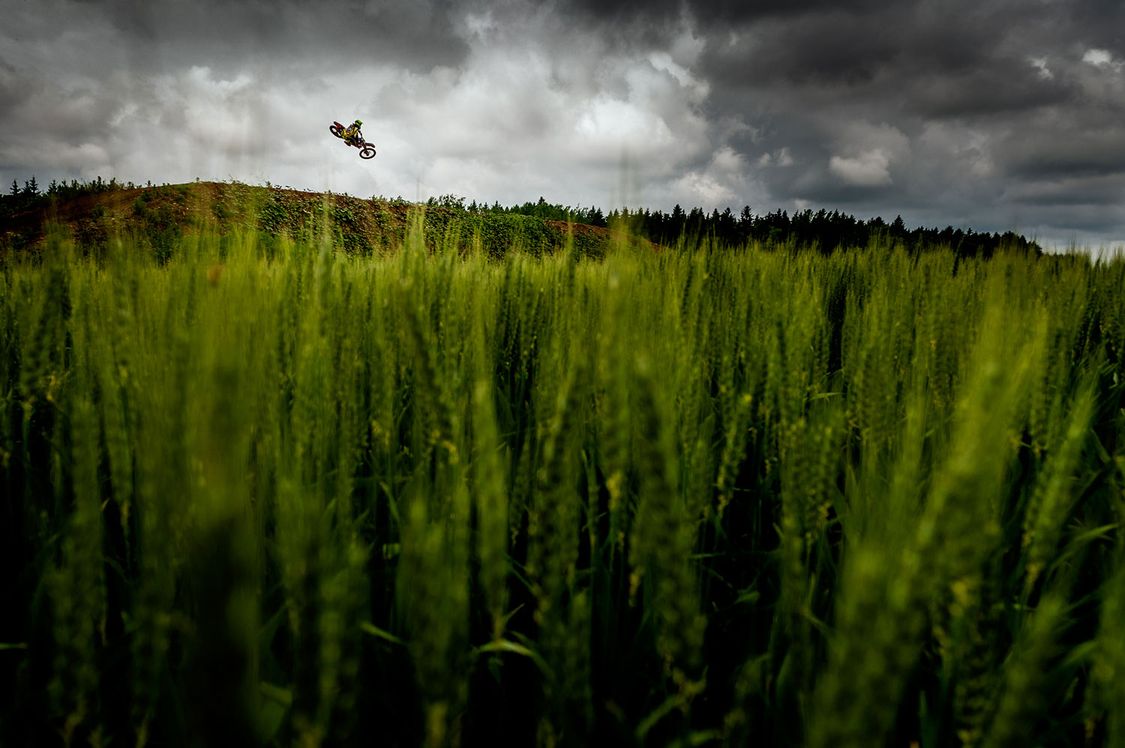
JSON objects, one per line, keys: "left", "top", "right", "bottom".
{"left": 329, "top": 123, "right": 343, "bottom": 138}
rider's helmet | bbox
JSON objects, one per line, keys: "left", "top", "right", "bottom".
{"left": 354, "top": 119, "right": 363, "bottom": 127}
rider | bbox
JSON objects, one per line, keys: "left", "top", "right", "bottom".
{"left": 343, "top": 119, "right": 364, "bottom": 146}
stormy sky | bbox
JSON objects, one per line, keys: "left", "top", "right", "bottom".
{"left": 2, "top": 0, "right": 1124, "bottom": 249}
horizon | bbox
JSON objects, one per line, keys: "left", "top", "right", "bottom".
{"left": 6, "top": 167, "right": 1124, "bottom": 257}
{"left": 0, "top": 173, "right": 1057, "bottom": 236}
{"left": 2, "top": 176, "right": 1089, "bottom": 263}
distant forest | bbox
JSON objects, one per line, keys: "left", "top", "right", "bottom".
{"left": 3, "top": 177, "right": 1040, "bottom": 257}
{"left": 466, "top": 195, "right": 1040, "bottom": 258}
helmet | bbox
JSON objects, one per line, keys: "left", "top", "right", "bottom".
{"left": 354, "top": 119, "right": 363, "bottom": 126}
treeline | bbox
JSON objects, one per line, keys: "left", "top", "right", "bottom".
{"left": 527, "top": 200, "right": 1037, "bottom": 257}
{"left": 6, "top": 175, "right": 143, "bottom": 202}
{"left": 1, "top": 176, "right": 149, "bottom": 220}
{"left": 427, "top": 194, "right": 608, "bottom": 227}
{"left": 3, "top": 177, "right": 1040, "bottom": 257}
{"left": 440, "top": 193, "right": 1040, "bottom": 257}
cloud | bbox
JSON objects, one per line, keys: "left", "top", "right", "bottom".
{"left": 758, "top": 148, "right": 793, "bottom": 168}
{"left": 1030, "top": 57, "right": 1054, "bottom": 80}
{"left": 1, "top": 0, "right": 1124, "bottom": 248}
{"left": 829, "top": 150, "right": 892, "bottom": 187}
{"left": 1082, "top": 48, "right": 1122, "bottom": 70}
{"left": 669, "top": 146, "right": 758, "bottom": 206}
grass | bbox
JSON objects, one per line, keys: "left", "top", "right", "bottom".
{"left": 0, "top": 204, "right": 1123, "bottom": 746}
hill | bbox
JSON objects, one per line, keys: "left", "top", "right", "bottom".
{"left": 1, "top": 178, "right": 1040, "bottom": 259}
{"left": 0, "top": 181, "right": 626, "bottom": 259}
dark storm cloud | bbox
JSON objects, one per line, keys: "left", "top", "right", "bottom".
{"left": 533, "top": 0, "right": 1116, "bottom": 241}
{"left": 546, "top": 0, "right": 1125, "bottom": 242}
{"left": 654, "top": 0, "right": 1125, "bottom": 245}
{"left": 560, "top": 0, "right": 891, "bottom": 26}
{"left": 907, "top": 67, "right": 1071, "bottom": 120}
{"left": 562, "top": 0, "right": 684, "bottom": 26}
{"left": 0, "top": 57, "right": 34, "bottom": 109}
{"left": 1009, "top": 174, "right": 1125, "bottom": 208}
{"left": 2, "top": 0, "right": 1123, "bottom": 248}
{"left": 65, "top": 0, "right": 471, "bottom": 71}
{"left": 1003, "top": 128, "right": 1125, "bottom": 180}
{"left": 0, "top": 0, "right": 480, "bottom": 189}
{"left": 1068, "top": 0, "right": 1125, "bottom": 50}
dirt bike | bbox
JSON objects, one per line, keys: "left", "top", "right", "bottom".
{"left": 330, "top": 122, "right": 377, "bottom": 159}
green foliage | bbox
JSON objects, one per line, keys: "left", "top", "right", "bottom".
{"left": 0, "top": 212, "right": 1122, "bottom": 747}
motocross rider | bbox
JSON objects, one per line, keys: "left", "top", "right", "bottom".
{"left": 343, "top": 119, "right": 364, "bottom": 146}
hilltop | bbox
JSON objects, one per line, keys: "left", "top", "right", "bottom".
{"left": 0, "top": 178, "right": 1041, "bottom": 259}
{"left": 0, "top": 180, "right": 625, "bottom": 259}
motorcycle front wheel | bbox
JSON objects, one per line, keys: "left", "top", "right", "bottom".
{"left": 359, "top": 144, "right": 377, "bottom": 159}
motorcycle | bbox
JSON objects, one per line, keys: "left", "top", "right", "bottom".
{"left": 330, "top": 121, "right": 377, "bottom": 159}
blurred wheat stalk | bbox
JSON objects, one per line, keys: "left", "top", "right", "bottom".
{"left": 1, "top": 215, "right": 1123, "bottom": 747}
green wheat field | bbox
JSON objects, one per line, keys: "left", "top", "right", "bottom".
{"left": 2, "top": 204, "right": 1124, "bottom": 747}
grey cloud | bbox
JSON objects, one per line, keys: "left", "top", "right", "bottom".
{"left": 906, "top": 68, "right": 1071, "bottom": 120}
{"left": 672, "top": 0, "right": 1125, "bottom": 242}
{"left": 697, "top": 3, "right": 1045, "bottom": 96}
{"left": 1020, "top": 203, "right": 1125, "bottom": 237}
{"left": 699, "top": 14, "right": 905, "bottom": 89}
{"left": 1068, "top": 0, "right": 1125, "bottom": 51}
{"left": 1002, "top": 130, "right": 1125, "bottom": 179}
{"left": 688, "top": 0, "right": 892, "bottom": 23}
{"left": 66, "top": 0, "right": 471, "bottom": 72}
{"left": 0, "top": 58, "right": 35, "bottom": 111}
{"left": 1008, "top": 174, "right": 1125, "bottom": 208}
{"left": 560, "top": 0, "right": 684, "bottom": 24}
{"left": 2, "top": 0, "right": 1124, "bottom": 248}
{"left": 559, "top": 0, "right": 891, "bottom": 28}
